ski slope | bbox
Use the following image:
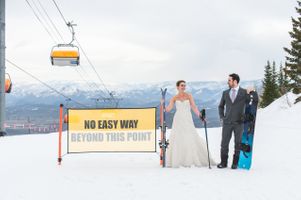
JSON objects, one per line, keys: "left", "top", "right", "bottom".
{"left": 0, "top": 93, "right": 300, "bottom": 200}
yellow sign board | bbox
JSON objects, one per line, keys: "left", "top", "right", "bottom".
{"left": 67, "top": 108, "right": 157, "bottom": 153}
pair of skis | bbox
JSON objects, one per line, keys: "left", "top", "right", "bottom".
{"left": 159, "top": 88, "right": 211, "bottom": 169}
{"left": 159, "top": 88, "right": 169, "bottom": 167}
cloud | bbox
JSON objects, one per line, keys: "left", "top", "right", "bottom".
{"left": 5, "top": 0, "right": 297, "bottom": 84}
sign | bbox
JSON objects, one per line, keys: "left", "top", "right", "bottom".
{"left": 67, "top": 108, "right": 156, "bottom": 153}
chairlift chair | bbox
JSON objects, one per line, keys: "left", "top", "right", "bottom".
{"left": 50, "top": 21, "right": 79, "bottom": 67}
{"left": 51, "top": 44, "right": 79, "bottom": 66}
{"left": 5, "top": 73, "right": 12, "bottom": 93}
{"left": 64, "top": 114, "right": 68, "bottom": 123}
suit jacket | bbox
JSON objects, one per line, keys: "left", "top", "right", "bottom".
{"left": 218, "top": 87, "right": 249, "bottom": 124}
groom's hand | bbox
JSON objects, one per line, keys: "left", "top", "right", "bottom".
{"left": 220, "top": 118, "right": 224, "bottom": 125}
{"left": 247, "top": 86, "right": 255, "bottom": 94}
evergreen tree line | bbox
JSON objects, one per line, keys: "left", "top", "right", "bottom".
{"left": 261, "top": 1, "right": 301, "bottom": 107}
{"left": 260, "top": 61, "right": 289, "bottom": 108}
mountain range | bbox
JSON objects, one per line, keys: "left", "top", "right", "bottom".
{"left": 5, "top": 80, "right": 262, "bottom": 128}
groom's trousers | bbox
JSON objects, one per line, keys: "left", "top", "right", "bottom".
{"left": 221, "top": 123, "right": 244, "bottom": 158}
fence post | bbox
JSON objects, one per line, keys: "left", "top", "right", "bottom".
{"left": 58, "top": 104, "right": 63, "bottom": 165}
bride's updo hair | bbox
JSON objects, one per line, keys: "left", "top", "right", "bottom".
{"left": 176, "top": 80, "right": 186, "bottom": 87}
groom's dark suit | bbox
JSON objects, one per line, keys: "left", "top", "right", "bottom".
{"left": 218, "top": 87, "right": 249, "bottom": 163}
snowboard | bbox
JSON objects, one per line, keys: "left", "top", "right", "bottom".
{"left": 238, "top": 90, "right": 259, "bottom": 170}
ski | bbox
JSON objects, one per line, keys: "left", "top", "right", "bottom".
{"left": 159, "top": 88, "right": 168, "bottom": 167}
{"left": 238, "top": 90, "right": 259, "bottom": 170}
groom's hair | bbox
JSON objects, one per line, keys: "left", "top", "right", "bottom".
{"left": 229, "top": 73, "right": 240, "bottom": 84}
{"left": 176, "top": 80, "right": 186, "bottom": 87}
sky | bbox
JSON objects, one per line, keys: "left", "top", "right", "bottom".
{"left": 4, "top": 0, "right": 298, "bottom": 84}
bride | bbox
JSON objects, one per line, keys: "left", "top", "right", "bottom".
{"left": 165, "top": 80, "right": 215, "bottom": 168}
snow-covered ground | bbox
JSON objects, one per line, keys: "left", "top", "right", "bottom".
{"left": 0, "top": 93, "right": 300, "bottom": 200}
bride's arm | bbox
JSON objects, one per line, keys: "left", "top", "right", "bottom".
{"left": 165, "top": 96, "right": 175, "bottom": 112}
{"left": 188, "top": 94, "right": 200, "bottom": 117}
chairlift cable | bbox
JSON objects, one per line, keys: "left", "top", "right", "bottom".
{"left": 25, "top": 0, "right": 105, "bottom": 97}
{"left": 36, "top": 0, "right": 65, "bottom": 42}
{"left": 51, "top": 0, "right": 117, "bottom": 103}
{"left": 25, "top": 0, "right": 57, "bottom": 44}
{"left": 6, "top": 59, "right": 87, "bottom": 108}
{"left": 30, "top": 0, "right": 61, "bottom": 42}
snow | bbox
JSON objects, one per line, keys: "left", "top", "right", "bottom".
{"left": 258, "top": 92, "right": 301, "bottom": 128}
{"left": 1, "top": 93, "right": 301, "bottom": 200}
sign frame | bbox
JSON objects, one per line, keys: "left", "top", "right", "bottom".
{"left": 66, "top": 107, "right": 157, "bottom": 154}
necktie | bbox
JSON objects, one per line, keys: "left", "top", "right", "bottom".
{"left": 231, "top": 89, "right": 236, "bottom": 103}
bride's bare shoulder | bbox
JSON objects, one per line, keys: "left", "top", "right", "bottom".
{"left": 170, "top": 95, "right": 177, "bottom": 102}
{"left": 186, "top": 92, "right": 193, "bottom": 98}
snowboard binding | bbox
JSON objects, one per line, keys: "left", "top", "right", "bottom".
{"left": 240, "top": 143, "right": 252, "bottom": 158}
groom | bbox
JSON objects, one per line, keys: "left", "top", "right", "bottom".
{"left": 218, "top": 73, "right": 250, "bottom": 169}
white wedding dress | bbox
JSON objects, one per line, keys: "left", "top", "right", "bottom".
{"left": 166, "top": 100, "right": 215, "bottom": 168}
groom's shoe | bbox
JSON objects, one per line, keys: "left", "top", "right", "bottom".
{"left": 231, "top": 163, "right": 238, "bottom": 169}
{"left": 231, "top": 155, "right": 240, "bottom": 169}
{"left": 217, "top": 162, "right": 227, "bottom": 168}
{"left": 217, "top": 155, "right": 228, "bottom": 169}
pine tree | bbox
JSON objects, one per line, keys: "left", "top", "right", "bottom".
{"left": 283, "top": 1, "right": 301, "bottom": 94}
{"left": 260, "top": 61, "right": 281, "bottom": 108}
{"left": 278, "top": 63, "right": 290, "bottom": 95}
{"left": 278, "top": 63, "right": 284, "bottom": 92}
{"left": 272, "top": 61, "right": 281, "bottom": 98}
